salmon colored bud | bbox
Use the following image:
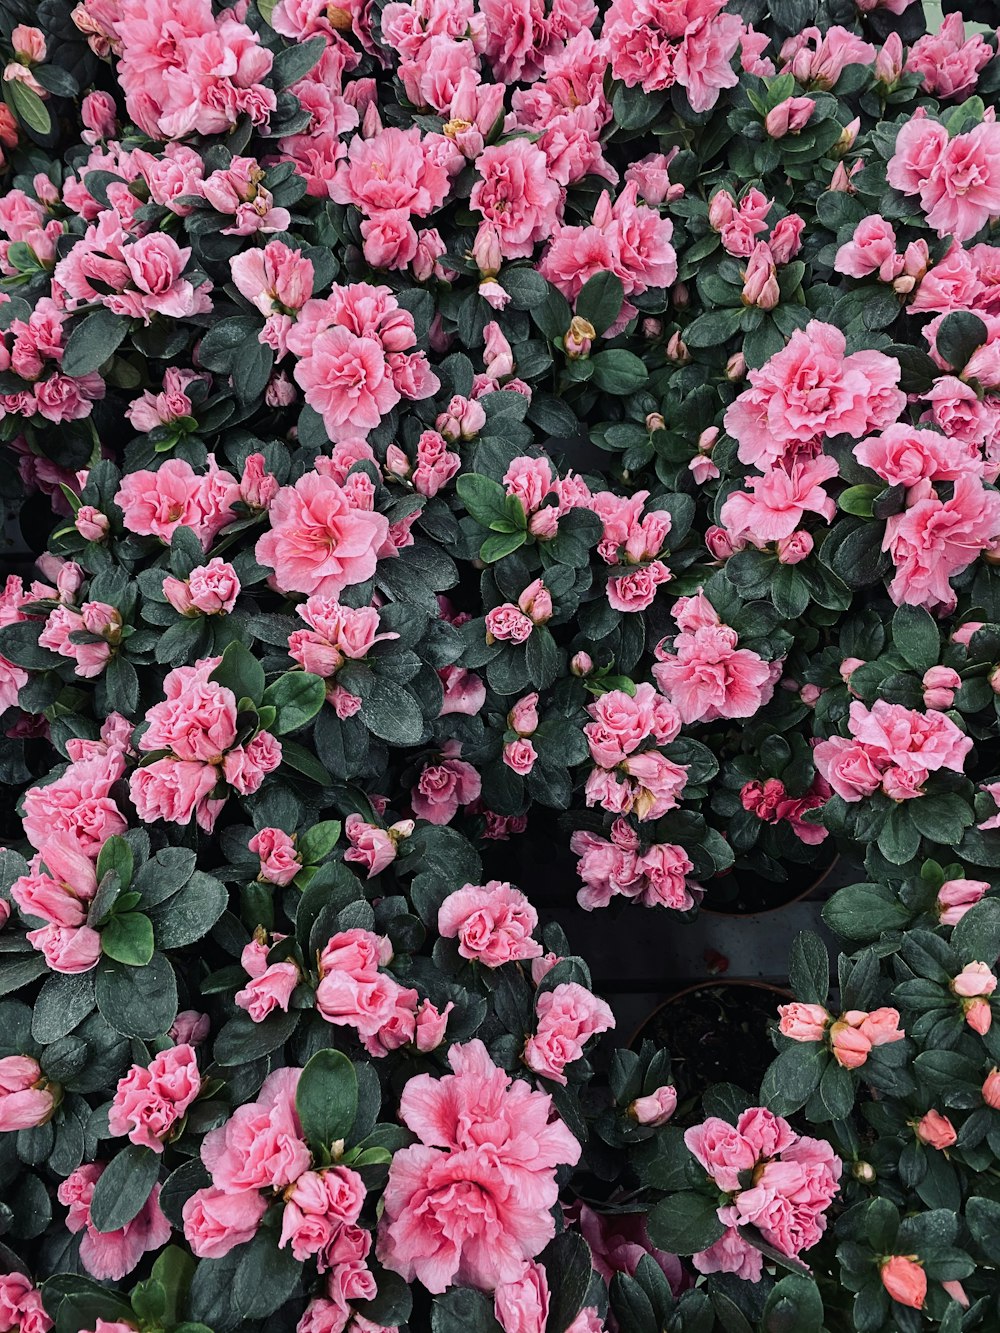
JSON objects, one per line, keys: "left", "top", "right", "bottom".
{"left": 830, "top": 1021, "right": 870, "bottom": 1069}
{"left": 778, "top": 1002, "right": 830, "bottom": 1042}
{"left": 858, "top": 1007, "right": 904, "bottom": 1047}
{"left": 941, "top": 1280, "right": 970, "bottom": 1309}
{"left": 915, "top": 1109, "right": 957, "bottom": 1149}
{"left": 881, "top": 1256, "right": 926, "bottom": 1310}
{"left": 952, "top": 962, "right": 998, "bottom": 998}
{"left": 937, "top": 879, "right": 989, "bottom": 926}
{"left": 646, "top": 413, "right": 665, "bottom": 433}
{"left": 571, "top": 652, "right": 593, "bottom": 677}
{"left": 876, "top": 32, "right": 903, "bottom": 86}
{"left": 983, "top": 1067, "right": 1000, "bottom": 1108}
{"left": 630, "top": 1084, "right": 677, "bottom": 1126}
{"left": 966, "top": 998, "right": 992, "bottom": 1035}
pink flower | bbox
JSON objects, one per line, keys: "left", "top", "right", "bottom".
{"left": 129, "top": 758, "right": 221, "bottom": 831}
{"left": 765, "top": 96, "right": 814, "bottom": 138}
{"left": 332, "top": 126, "right": 457, "bottom": 218}
{"left": 256, "top": 471, "right": 390, "bottom": 599}
{"left": 0, "top": 1055, "right": 55, "bottom": 1130}
{"left": 26, "top": 924, "right": 102, "bottom": 974}
{"left": 344, "top": 814, "right": 413, "bottom": 877}
{"left": 524, "top": 982, "right": 615, "bottom": 1084}
{"left": 249, "top": 827, "right": 300, "bottom": 886}
{"left": 915, "top": 1109, "right": 957, "bottom": 1149}
{"left": 438, "top": 881, "right": 542, "bottom": 967}
{"left": 202, "top": 1067, "right": 309, "bottom": 1194}
{"left": 653, "top": 623, "right": 773, "bottom": 724}
{"left": 937, "top": 878, "right": 989, "bottom": 925}
{"left": 486, "top": 604, "right": 534, "bottom": 644}
{"left": 855, "top": 424, "right": 981, "bottom": 487}
{"left": 724, "top": 321, "right": 904, "bottom": 468}
{"left": 223, "top": 730, "right": 283, "bottom": 795}
{"left": 22, "top": 751, "right": 127, "bottom": 857}
{"left": 11, "top": 836, "right": 97, "bottom": 928}
{"left": 631, "top": 1085, "right": 678, "bottom": 1126}
{"left": 183, "top": 1185, "right": 269, "bottom": 1259}
{"left": 495, "top": 1261, "right": 550, "bottom": 1333}
{"left": 166, "top": 558, "right": 240, "bottom": 616}
{"left": 377, "top": 1040, "right": 581, "bottom": 1291}
{"left": 107, "top": 1045, "right": 201, "bottom": 1152}
{"left": 0, "top": 1271, "right": 51, "bottom": 1333}
{"left": 58, "top": 1164, "right": 171, "bottom": 1281}
{"left": 412, "top": 758, "right": 481, "bottom": 825}
{"left": 889, "top": 118, "right": 1000, "bottom": 243}
{"left": 415, "top": 998, "right": 453, "bottom": 1053}
{"left": 605, "top": 0, "right": 741, "bottom": 110}
{"left": 952, "top": 961, "right": 997, "bottom": 998}
{"left": 236, "top": 961, "right": 300, "bottom": 1023}
{"left": 884, "top": 476, "right": 1000, "bottom": 613}
{"left": 835, "top": 215, "right": 902, "bottom": 282}
{"left": 720, "top": 455, "right": 840, "bottom": 544}
{"left": 114, "top": 458, "right": 238, "bottom": 550}
{"left": 141, "top": 659, "right": 237, "bottom": 761}
{"left": 470, "top": 140, "right": 561, "bottom": 260}
{"left": 906, "top": 14, "right": 992, "bottom": 101}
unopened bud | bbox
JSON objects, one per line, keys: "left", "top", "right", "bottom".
{"left": 564, "top": 316, "right": 595, "bottom": 360}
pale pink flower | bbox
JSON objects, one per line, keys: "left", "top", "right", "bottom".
{"left": 523, "top": 982, "right": 615, "bottom": 1083}
{"left": 471, "top": 139, "right": 561, "bottom": 260}
{"left": 59, "top": 1164, "right": 171, "bottom": 1281}
{"left": 438, "top": 881, "right": 542, "bottom": 967}
{"left": 107, "top": 1045, "right": 201, "bottom": 1152}
{"left": 412, "top": 758, "right": 481, "bottom": 825}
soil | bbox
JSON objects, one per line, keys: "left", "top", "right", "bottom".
{"left": 634, "top": 983, "right": 786, "bottom": 1107}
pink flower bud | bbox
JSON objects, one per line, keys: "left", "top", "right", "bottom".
{"left": 705, "top": 525, "right": 741, "bottom": 559}
{"left": 922, "top": 665, "right": 961, "bottom": 711}
{"left": 952, "top": 621, "right": 984, "bottom": 646}
{"left": 697, "top": 427, "right": 719, "bottom": 453}
{"left": 915, "top": 1109, "right": 956, "bottom": 1149}
{"left": 170, "top": 1010, "right": 211, "bottom": 1045}
{"left": 630, "top": 1084, "right": 677, "bottom": 1126}
{"left": 385, "top": 444, "right": 411, "bottom": 479}
{"left": 776, "top": 530, "right": 813, "bottom": 564}
{"left": 741, "top": 242, "right": 780, "bottom": 309}
{"left": 937, "top": 879, "right": 989, "bottom": 926}
{"left": 81, "top": 91, "right": 117, "bottom": 141}
{"left": 75, "top": 505, "right": 109, "bottom": 542}
{"left": 162, "top": 576, "right": 195, "bottom": 616}
{"left": 800, "top": 683, "right": 822, "bottom": 706}
{"left": 0, "top": 1055, "right": 56, "bottom": 1130}
{"left": 473, "top": 223, "right": 502, "bottom": 277}
{"left": 528, "top": 506, "right": 559, "bottom": 540}
{"left": 770, "top": 213, "right": 805, "bottom": 264}
{"left": 671, "top": 282, "right": 689, "bottom": 309}
{"left": 708, "top": 190, "right": 735, "bottom": 231}
{"left": 953, "top": 962, "right": 998, "bottom": 998}
{"left": 508, "top": 692, "right": 539, "bottom": 737}
{"left": 646, "top": 413, "right": 665, "bottom": 432}
{"left": 725, "top": 352, "right": 746, "bottom": 380}
{"left": 830, "top": 1022, "right": 871, "bottom": 1069}
{"left": 983, "top": 1067, "right": 1000, "bottom": 1108}
{"left": 876, "top": 32, "right": 903, "bottom": 86}
{"left": 840, "top": 657, "right": 865, "bottom": 684}
{"left": 966, "top": 998, "right": 993, "bottom": 1034}
{"left": 503, "top": 737, "right": 537, "bottom": 774}
{"left": 642, "top": 318, "right": 663, "bottom": 339}
{"left": 437, "top": 395, "right": 486, "bottom": 442}
{"left": 240, "top": 453, "right": 279, "bottom": 510}
{"left": 518, "top": 578, "right": 552, "bottom": 624}
{"left": 835, "top": 118, "right": 861, "bottom": 157}
{"left": 765, "top": 96, "right": 815, "bottom": 138}
{"left": 902, "top": 240, "right": 929, "bottom": 280}
{"left": 665, "top": 332, "right": 689, "bottom": 363}
{"left": 881, "top": 1257, "right": 926, "bottom": 1310}
{"left": 415, "top": 999, "right": 453, "bottom": 1052}
{"left": 11, "top": 25, "right": 46, "bottom": 63}
{"left": 571, "top": 651, "right": 593, "bottom": 676}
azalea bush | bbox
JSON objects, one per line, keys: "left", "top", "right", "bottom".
{"left": 3, "top": 0, "right": 1000, "bottom": 1329}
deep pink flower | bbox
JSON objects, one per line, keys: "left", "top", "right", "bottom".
{"left": 438, "top": 881, "right": 542, "bottom": 966}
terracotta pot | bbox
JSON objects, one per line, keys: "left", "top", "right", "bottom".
{"left": 700, "top": 852, "right": 839, "bottom": 918}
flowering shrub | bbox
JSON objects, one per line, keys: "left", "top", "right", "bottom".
{"left": 2, "top": 0, "right": 1000, "bottom": 1329}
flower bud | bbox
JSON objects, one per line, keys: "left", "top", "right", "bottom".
{"left": 630, "top": 1084, "right": 677, "bottom": 1126}
{"left": 671, "top": 282, "right": 689, "bottom": 309}
{"left": 937, "top": 878, "right": 989, "bottom": 926}
{"left": 852, "top": 1160, "right": 876, "bottom": 1183}
{"left": 472, "top": 223, "right": 502, "bottom": 277}
{"left": 778, "top": 1002, "right": 830, "bottom": 1042}
{"left": 776, "top": 530, "right": 813, "bottom": 565}
{"left": 983, "top": 1067, "right": 1000, "bottom": 1108}
{"left": 966, "top": 997, "right": 993, "bottom": 1034}
{"left": 725, "top": 352, "right": 746, "bottom": 381}
{"left": 697, "top": 426, "right": 719, "bottom": 454}
{"left": 800, "top": 683, "right": 822, "bottom": 706}
{"left": 705, "top": 525, "right": 741, "bottom": 560}
{"left": 881, "top": 1257, "right": 927, "bottom": 1310}
{"left": 665, "top": 332, "right": 689, "bottom": 364}
{"left": 642, "top": 318, "right": 662, "bottom": 339}
{"left": 922, "top": 665, "right": 960, "bottom": 711}
{"left": 564, "top": 316, "right": 595, "bottom": 359}
{"left": 765, "top": 96, "right": 815, "bottom": 138}
{"left": 708, "top": 190, "right": 735, "bottom": 231}
{"left": 75, "top": 505, "right": 109, "bottom": 542}
{"left": 914, "top": 1109, "right": 957, "bottom": 1149}
{"left": 571, "top": 651, "right": 593, "bottom": 676}
{"left": 952, "top": 961, "right": 998, "bottom": 998}
{"left": 646, "top": 412, "right": 665, "bottom": 433}
{"left": 741, "top": 242, "right": 780, "bottom": 309}
{"left": 528, "top": 506, "right": 559, "bottom": 540}
{"left": 876, "top": 32, "right": 903, "bottom": 86}
{"left": 834, "top": 118, "right": 861, "bottom": 158}
{"left": 518, "top": 578, "right": 552, "bottom": 624}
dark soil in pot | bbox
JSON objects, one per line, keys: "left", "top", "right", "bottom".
{"left": 632, "top": 981, "right": 788, "bottom": 1107}
{"left": 702, "top": 849, "right": 838, "bottom": 916}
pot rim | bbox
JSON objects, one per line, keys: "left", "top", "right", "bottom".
{"left": 700, "top": 851, "right": 840, "bottom": 919}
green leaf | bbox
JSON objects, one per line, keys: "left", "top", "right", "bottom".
{"left": 101, "top": 912, "right": 155, "bottom": 967}
{"left": 951, "top": 897, "right": 1000, "bottom": 967}
{"left": 296, "top": 821, "right": 341, "bottom": 865}
{"left": 6, "top": 78, "right": 51, "bottom": 135}
{"left": 762, "top": 1275, "right": 824, "bottom": 1333}
{"left": 480, "top": 530, "right": 526, "bottom": 563}
{"left": 589, "top": 349, "right": 648, "bottom": 395}
{"left": 647, "top": 1192, "right": 727, "bottom": 1255}
{"left": 95, "top": 953, "right": 178, "bottom": 1039}
{"left": 233, "top": 1229, "right": 302, "bottom": 1318}
{"left": 0, "top": 621, "right": 63, "bottom": 669}
{"left": 295, "top": 1048, "right": 359, "bottom": 1156}
{"left": 456, "top": 474, "right": 510, "bottom": 528}
{"left": 210, "top": 640, "right": 265, "bottom": 706}
{"left": 936, "top": 311, "right": 987, "bottom": 372}
{"left": 431, "top": 1288, "right": 503, "bottom": 1333}
{"left": 838, "top": 484, "right": 880, "bottom": 518}
{"left": 279, "top": 739, "right": 333, "bottom": 785}
{"left": 541, "top": 1231, "right": 594, "bottom": 1333}
{"left": 360, "top": 678, "right": 425, "bottom": 746}
{"left": 271, "top": 36, "right": 324, "bottom": 87}
{"left": 213, "top": 1008, "right": 299, "bottom": 1065}
{"left": 909, "top": 793, "right": 974, "bottom": 847}
{"left": 892, "top": 604, "right": 940, "bottom": 674}
{"left": 147, "top": 871, "right": 228, "bottom": 950}
{"left": 260, "top": 672, "right": 326, "bottom": 734}
{"left": 822, "top": 883, "right": 910, "bottom": 941}
{"left": 966, "top": 1197, "right": 1000, "bottom": 1262}
{"left": 759, "top": 1044, "right": 825, "bottom": 1116}
{"left": 575, "top": 271, "right": 624, "bottom": 336}
{"left": 61, "top": 309, "right": 128, "bottom": 377}
{"left": 89, "top": 1144, "right": 159, "bottom": 1231}
{"left": 683, "top": 307, "right": 744, "bottom": 347}
{"left": 96, "top": 837, "right": 134, "bottom": 893}
{"left": 788, "top": 931, "right": 829, "bottom": 1005}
